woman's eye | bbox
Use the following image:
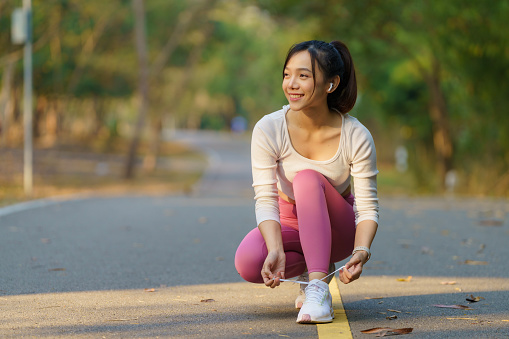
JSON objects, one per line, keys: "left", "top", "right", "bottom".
{"left": 300, "top": 74, "right": 309, "bottom": 78}
{"left": 284, "top": 73, "right": 290, "bottom": 77}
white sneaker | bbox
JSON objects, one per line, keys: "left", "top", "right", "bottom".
{"left": 294, "top": 271, "right": 308, "bottom": 309}
{"left": 295, "top": 263, "right": 335, "bottom": 309}
{"left": 296, "top": 279, "right": 334, "bottom": 324}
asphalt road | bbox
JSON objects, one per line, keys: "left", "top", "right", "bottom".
{"left": 1, "top": 129, "right": 509, "bottom": 338}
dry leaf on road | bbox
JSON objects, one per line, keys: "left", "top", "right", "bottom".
{"left": 433, "top": 304, "right": 473, "bottom": 310}
{"left": 144, "top": 288, "right": 155, "bottom": 292}
{"left": 396, "top": 276, "right": 412, "bottom": 282}
{"left": 478, "top": 219, "right": 503, "bottom": 226}
{"left": 440, "top": 281, "right": 457, "bottom": 285}
{"left": 464, "top": 260, "right": 488, "bottom": 265}
{"left": 466, "top": 295, "right": 485, "bottom": 302}
{"left": 361, "top": 327, "right": 413, "bottom": 337}
{"left": 386, "top": 315, "right": 398, "bottom": 320}
{"left": 201, "top": 298, "right": 215, "bottom": 302}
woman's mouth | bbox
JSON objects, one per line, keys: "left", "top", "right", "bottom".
{"left": 289, "top": 94, "right": 304, "bottom": 101}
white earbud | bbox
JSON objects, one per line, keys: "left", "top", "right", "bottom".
{"left": 328, "top": 83, "right": 333, "bottom": 92}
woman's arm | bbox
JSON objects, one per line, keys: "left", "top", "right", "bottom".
{"left": 258, "top": 219, "right": 286, "bottom": 288}
{"left": 339, "top": 219, "right": 378, "bottom": 284}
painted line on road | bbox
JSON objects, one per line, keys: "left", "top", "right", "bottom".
{"left": 317, "top": 276, "right": 353, "bottom": 338}
{"left": 0, "top": 194, "right": 91, "bottom": 218}
{"left": 0, "top": 197, "right": 64, "bottom": 217}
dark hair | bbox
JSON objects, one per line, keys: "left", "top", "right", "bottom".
{"left": 282, "top": 40, "right": 357, "bottom": 114}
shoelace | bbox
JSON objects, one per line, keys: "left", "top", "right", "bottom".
{"left": 272, "top": 265, "right": 346, "bottom": 285}
{"left": 304, "top": 282, "right": 327, "bottom": 304}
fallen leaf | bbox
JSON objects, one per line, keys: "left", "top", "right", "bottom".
{"left": 361, "top": 327, "right": 413, "bottom": 336}
{"left": 144, "top": 288, "right": 155, "bottom": 292}
{"left": 433, "top": 304, "right": 473, "bottom": 310}
{"left": 388, "top": 309, "right": 402, "bottom": 313}
{"left": 365, "top": 297, "right": 385, "bottom": 300}
{"left": 440, "top": 281, "right": 457, "bottom": 285}
{"left": 455, "top": 287, "right": 463, "bottom": 291}
{"left": 396, "top": 276, "right": 412, "bottom": 282}
{"left": 386, "top": 315, "right": 398, "bottom": 320}
{"left": 466, "top": 295, "right": 484, "bottom": 302}
{"left": 464, "top": 260, "right": 488, "bottom": 265}
{"left": 48, "top": 268, "right": 66, "bottom": 272}
{"left": 478, "top": 219, "right": 503, "bottom": 226}
{"left": 447, "top": 317, "right": 477, "bottom": 320}
{"left": 201, "top": 298, "right": 215, "bottom": 302}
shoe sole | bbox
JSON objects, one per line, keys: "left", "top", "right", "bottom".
{"left": 296, "top": 309, "right": 334, "bottom": 324}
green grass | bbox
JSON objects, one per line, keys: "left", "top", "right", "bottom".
{"left": 0, "top": 139, "right": 207, "bottom": 208}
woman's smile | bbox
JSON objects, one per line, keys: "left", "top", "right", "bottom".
{"left": 289, "top": 93, "right": 304, "bottom": 101}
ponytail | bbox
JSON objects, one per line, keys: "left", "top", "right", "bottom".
{"left": 329, "top": 40, "right": 357, "bottom": 114}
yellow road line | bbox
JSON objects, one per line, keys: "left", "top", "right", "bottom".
{"left": 317, "top": 276, "right": 353, "bottom": 338}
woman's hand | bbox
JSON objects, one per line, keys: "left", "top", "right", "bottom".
{"left": 338, "top": 251, "right": 369, "bottom": 284}
{"left": 261, "top": 250, "right": 286, "bottom": 288}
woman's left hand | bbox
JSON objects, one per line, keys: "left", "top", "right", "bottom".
{"left": 338, "top": 251, "right": 368, "bottom": 284}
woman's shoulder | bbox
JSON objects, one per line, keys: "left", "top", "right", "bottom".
{"left": 343, "top": 114, "right": 373, "bottom": 139}
{"left": 254, "top": 106, "right": 288, "bottom": 133}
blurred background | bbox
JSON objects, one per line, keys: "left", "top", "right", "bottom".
{"left": 1, "top": 0, "right": 508, "bottom": 205}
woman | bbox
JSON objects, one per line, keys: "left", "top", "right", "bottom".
{"left": 235, "top": 40, "right": 379, "bottom": 324}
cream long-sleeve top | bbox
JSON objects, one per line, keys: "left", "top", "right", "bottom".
{"left": 252, "top": 105, "right": 379, "bottom": 227}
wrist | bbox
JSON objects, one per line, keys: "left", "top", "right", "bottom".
{"left": 352, "top": 246, "right": 371, "bottom": 263}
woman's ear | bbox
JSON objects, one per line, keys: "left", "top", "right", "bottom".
{"left": 328, "top": 75, "right": 341, "bottom": 93}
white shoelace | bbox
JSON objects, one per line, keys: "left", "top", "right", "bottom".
{"left": 304, "top": 282, "right": 328, "bottom": 304}
{"left": 272, "top": 265, "right": 346, "bottom": 285}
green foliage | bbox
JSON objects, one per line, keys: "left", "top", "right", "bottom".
{"left": 1, "top": 0, "right": 508, "bottom": 195}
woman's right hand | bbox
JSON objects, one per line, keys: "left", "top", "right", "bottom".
{"left": 261, "top": 250, "right": 286, "bottom": 288}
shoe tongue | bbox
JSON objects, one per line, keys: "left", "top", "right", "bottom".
{"left": 307, "top": 279, "right": 327, "bottom": 291}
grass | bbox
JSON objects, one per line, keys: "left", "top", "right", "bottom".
{"left": 376, "top": 162, "right": 420, "bottom": 197}
{"left": 0, "top": 137, "right": 207, "bottom": 208}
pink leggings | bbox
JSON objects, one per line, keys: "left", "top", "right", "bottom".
{"left": 235, "top": 169, "right": 356, "bottom": 283}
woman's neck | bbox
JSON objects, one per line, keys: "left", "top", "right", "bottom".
{"left": 290, "top": 103, "right": 338, "bottom": 131}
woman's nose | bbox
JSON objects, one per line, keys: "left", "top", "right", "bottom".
{"left": 288, "top": 77, "right": 299, "bottom": 89}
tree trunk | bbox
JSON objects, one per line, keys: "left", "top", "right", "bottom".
{"left": 426, "top": 56, "right": 453, "bottom": 191}
{"left": 0, "top": 60, "right": 15, "bottom": 147}
{"left": 143, "top": 117, "right": 162, "bottom": 172}
{"left": 125, "top": 0, "right": 149, "bottom": 179}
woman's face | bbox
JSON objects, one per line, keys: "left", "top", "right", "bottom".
{"left": 282, "top": 51, "right": 329, "bottom": 112}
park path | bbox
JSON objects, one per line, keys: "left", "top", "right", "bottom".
{"left": 1, "top": 129, "right": 509, "bottom": 338}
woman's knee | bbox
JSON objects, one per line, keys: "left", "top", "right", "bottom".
{"left": 293, "top": 169, "right": 324, "bottom": 194}
{"left": 234, "top": 231, "right": 265, "bottom": 283}
{"left": 235, "top": 246, "right": 264, "bottom": 283}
